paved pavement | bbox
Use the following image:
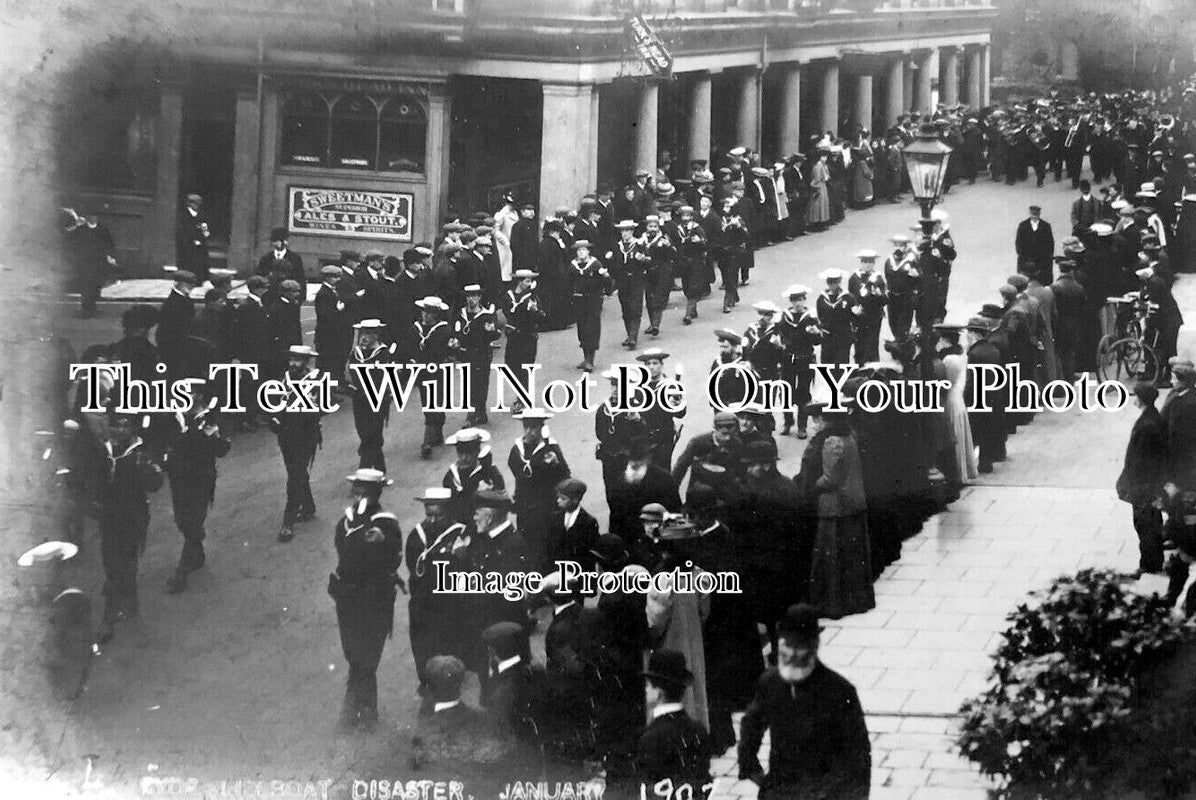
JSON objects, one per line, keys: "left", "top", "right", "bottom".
{"left": 13, "top": 171, "right": 1196, "bottom": 799}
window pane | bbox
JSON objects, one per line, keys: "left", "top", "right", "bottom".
{"left": 330, "top": 93, "right": 378, "bottom": 170}
{"left": 281, "top": 91, "right": 329, "bottom": 167}
{"left": 379, "top": 98, "right": 427, "bottom": 173}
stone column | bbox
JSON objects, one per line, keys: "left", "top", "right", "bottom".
{"left": 228, "top": 89, "right": 262, "bottom": 273}
{"left": 427, "top": 83, "right": 453, "bottom": 236}
{"left": 688, "top": 71, "right": 712, "bottom": 169}
{"left": 778, "top": 62, "right": 802, "bottom": 156}
{"left": 589, "top": 85, "right": 601, "bottom": 191}
{"left": 854, "top": 74, "right": 873, "bottom": 134}
{"left": 820, "top": 59, "right": 839, "bottom": 136}
{"left": 981, "top": 43, "right": 991, "bottom": 107}
{"left": 967, "top": 47, "right": 982, "bottom": 107}
{"left": 903, "top": 56, "right": 915, "bottom": 114}
{"left": 942, "top": 47, "right": 960, "bottom": 106}
{"left": 736, "top": 69, "right": 760, "bottom": 150}
{"left": 634, "top": 80, "right": 659, "bottom": 174}
{"left": 152, "top": 86, "right": 183, "bottom": 270}
{"left": 887, "top": 55, "right": 905, "bottom": 125}
{"left": 541, "top": 83, "right": 599, "bottom": 219}
{"left": 915, "top": 49, "right": 936, "bottom": 114}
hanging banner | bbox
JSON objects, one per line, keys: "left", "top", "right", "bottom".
{"left": 287, "top": 186, "right": 413, "bottom": 242}
{"left": 625, "top": 14, "right": 673, "bottom": 76}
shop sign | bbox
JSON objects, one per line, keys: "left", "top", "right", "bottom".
{"left": 625, "top": 14, "right": 672, "bottom": 76}
{"left": 287, "top": 186, "right": 413, "bottom": 242}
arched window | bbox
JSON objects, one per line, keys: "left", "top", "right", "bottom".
{"left": 281, "top": 91, "right": 330, "bottom": 167}
{"left": 379, "top": 97, "right": 427, "bottom": 173}
{"left": 330, "top": 93, "right": 379, "bottom": 170}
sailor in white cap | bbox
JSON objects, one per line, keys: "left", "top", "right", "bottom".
{"left": 503, "top": 269, "right": 545, "bottom": 412}
{"left": 346, "top": 319, "right": 395, "bottom": 472}
{"left": 95, "top": 406, "right": 165, "bottom": 642}
{"left": 331, "top": 467, "right": 402, "bottom": 730}
{"left": 452, "top": 284, "right": 501, "bottom": 427}
{"left": 567, "top": 239, "right": 612, "bottom": 372}
{"left": 441, "top": 428, "right": 504, "bottom": 525}
{"left": 608, "top": 219, "right": 651, "bottom": 350}
{"left": 412, "top": 296, "right": 454, "bottom": 458}
{"left": 642, "top": 213, "right": 676, "bottom": 336}
{"left": 848, "top": 250, "right": 888, "bottom": 364}
{"left": 405, "top": 487, "right": 468, "bottom": 690}
{"left": 274, "top": 344, "right": 324, "bottom": 543}
{"left": 778, "top": 284, "right": 823, "bottom": 437}
{"left": 509, "top": 409, "right": 570, "bottom": 567}
{"left": 744, "top": 298, "right": 784, "bottom": 398}
{"left": 635, "top": 347, "right": 686, "bottom": 468}
{"left": 673, "top": 201, "right": 710, "bottom": 325}
{"left": 883, "top": 233, "right": 918, "bottom": 342}
{"left": 817, "top": 268, "right": 855, "bottom": 365}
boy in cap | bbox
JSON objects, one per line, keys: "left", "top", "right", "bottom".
{"left": 883, "top": 234, "right": 920, "bottom": 339}
{"left": 94, "top": 409, "right": 164, "bottom": 642}
{"left": 508, "top": 410, "right": 571, "bottom": 565}
{"left": 257, "top": 227, "right": 305, "bottom": 291}
{"left": 346, "top": 319, "right": 394, "bottom": 471}
{"left": 450, "top": 284, "right": 502, "bottom": 426}
{"left": 608, "top": 219, "right": 650, "bottom": 349}
{"left": 272, "top": 345, "right": 324, "bottom": 541}
{"left": 544, "top": 477, "right": 599, "bottom": 576}
{"left": 565, "top": 240, "right": 612, "bottom": 371}
{"left": 163, "top": 382, "right": 232, "bottom": 594}
{"left": 441, "top": 428, "right": 505, "bottom": 525}
{"left": 407, "top": 488, "right": 470, "bottom": 687}
{"left": 672, "top": 204, "right": 709, "bottom": 324}
{"left": 157, "top": 269, "right": 197, "bottom": 383}
{"left": 411, "top": 655, "right": 508, "bottom": 768}
{"left": 709, "top": 329, "right": 750, "bottom": 411}
{"left": 176, "top": 193, "right": 212, "bottom": 282}
{"left": 636, "top": 650, "right": 712, "bottom": 794}
{"left": 777, "top": 285, "right": 823, "bottom": 438}
{"left": 314, "top": 264, "right": 353, "bottom": 389}
{"left": 717, "top": 199, "right": 750, "bottom": 312}
{"left": 595, "top": 368, "right": 651, "bottom": 509}
{"left": 743, "top": 302, "right": 784, "bottom": 391}
{"left": 637, "top": 348, "right": 687, "bottom": 470}
{"left": 502, "top": 270, "right": 545, "bottom": 412}
{"left": 817, "top": 269, "right": 856, "bottom": 364}
{"left": 848, "top": 251, "right": 887, "bottom": 365}
{"left": 330, "top": 468, "right": 403, "bottom": 730}
{"left": 479, "top": 621, "right": 541, "bottom": 745}
{"left": 413, "top": 296, "right": 453, "bottom": 458}
{"left": 642, "top": 214, "right": 677, "bottom": 336}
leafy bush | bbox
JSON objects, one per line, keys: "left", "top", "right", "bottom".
{"left": 957, "top": 569, "right": 1187, "bottom": 799}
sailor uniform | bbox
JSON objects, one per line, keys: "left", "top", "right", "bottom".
{"left": 816, "top": 290, "right": 856, "bottom": 365}
{"left": 347, "top": 343, "right": 395, "bottom": 471}
{"left": 452, "top": 304, "right": 502, "bottom": 425}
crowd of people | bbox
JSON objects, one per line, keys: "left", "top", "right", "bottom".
{"left": 50, "top": 77, "right": 1196, "bottom": 799}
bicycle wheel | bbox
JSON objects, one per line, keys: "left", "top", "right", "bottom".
{"left": 1099, "top": 337, "right": 1157, "bottom": 387}
{"left": 1095, "top": 334, "right": 1118, "bottom": 382}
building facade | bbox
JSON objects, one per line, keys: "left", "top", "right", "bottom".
{"left": 58, "top": 0, "right": 996, "bottom": 277}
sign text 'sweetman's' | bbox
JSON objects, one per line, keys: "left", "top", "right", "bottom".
{"left": 288, "top": 187, "right": 413, "bottom": 242}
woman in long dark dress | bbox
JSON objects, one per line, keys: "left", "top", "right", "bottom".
{"left": 805, "top": 405, "right": 875, "bottom": 620}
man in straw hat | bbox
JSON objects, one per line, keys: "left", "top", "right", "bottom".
{"left": 329, "top": 468, "right": 402, "bottom": 730}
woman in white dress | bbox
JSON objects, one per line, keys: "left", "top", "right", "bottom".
{"left": 935, "top": 324, "right": 978, "bottom": 484}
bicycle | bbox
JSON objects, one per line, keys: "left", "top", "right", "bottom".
{"left": 1097, "top": 292, "right": 1159, "bottom": 386}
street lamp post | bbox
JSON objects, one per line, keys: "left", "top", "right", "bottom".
{"left": 903, "top": 123, "right": 954, "bottom": 240}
